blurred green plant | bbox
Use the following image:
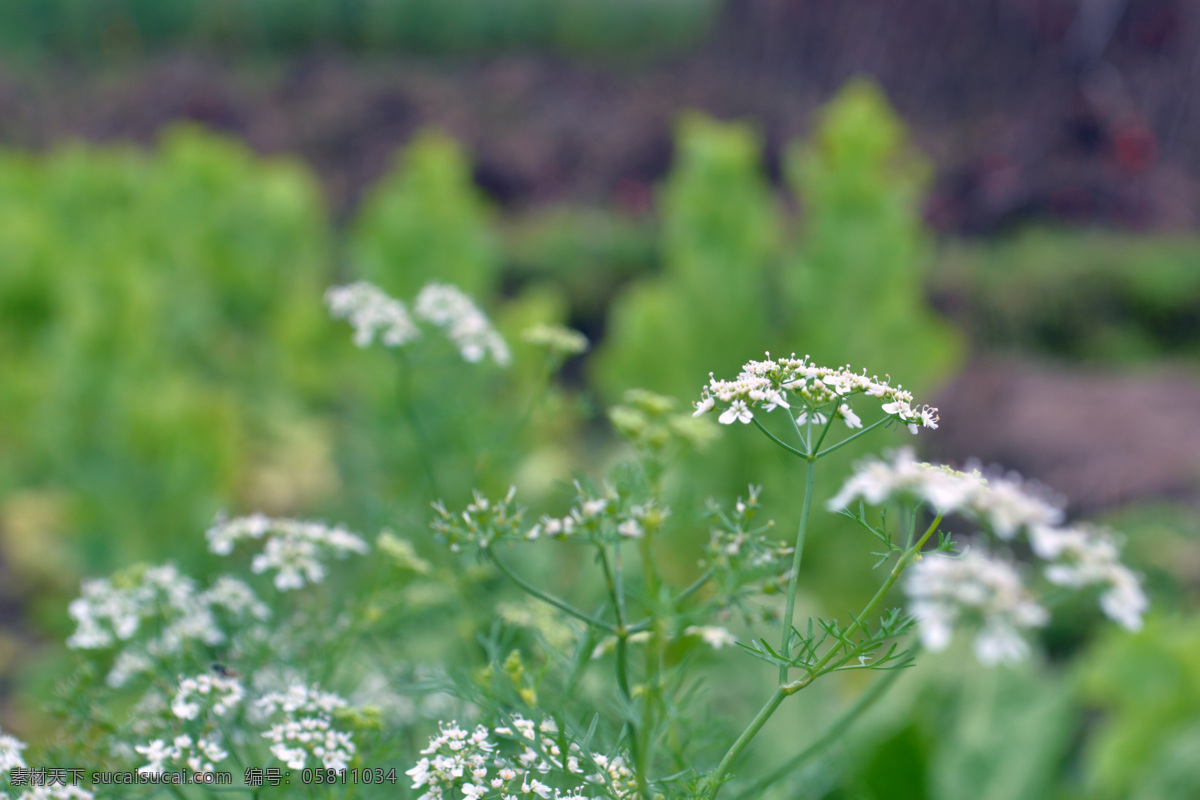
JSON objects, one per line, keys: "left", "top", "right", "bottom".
{"left": 592, "top": 113, "right": 782, "bottom": 402}
{"left": 783, "top": 80, "right": 960, "bottom": 391}
{"left": 590, "top": 84, "right": 963, "bottom": 608}
{"left": 593, "top": 81, "right": 962, "bottom": 408}
{"left": 351, "top": 131, "right": 500, "bottom": 301}
{"left": 823, "top": 654, "right": 1073, "bottom": 800}
{"left": 0, "top": 0, "right": 719, "bottom": 61}
{"left": 0, "top": 125, "right": 578, "bottom": 596}
{"left": 1076, "top": 616, "right": 1200, "bottom": 800}
{"left": 0, "top": 127, "right": 335, "bottom": 578}
{"left": 934, "top": 228, "right": 1200, "bottom": 362}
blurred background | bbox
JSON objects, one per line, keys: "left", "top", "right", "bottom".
{"left": 2, "top": 1, "right": 1200, "bottom": 797}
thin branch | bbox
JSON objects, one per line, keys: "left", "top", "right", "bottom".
{"left": 730, "top": 665, "right": 906, "bottom": 800}
{"left": 489, "top": 552, "right": 617, "bottom": 633}
{"left": 778, "top": 457, "right": 816, "bottom": 682}
{"left": 815, "top": 416, "right": 890, "bottom": 459}
{"left": 751, "top": 417, "right": 810, "bottom": 460}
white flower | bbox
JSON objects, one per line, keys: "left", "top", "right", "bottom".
{"left": 409, "top": 717, "right": 637, "bottom": 799}
{"left": 906, "top": 551, "right": 1048, "bottom": 665}
{"left": 208, "top": 515, "right": 369, "bottom": 591}
{"left": 259, "top": 685, "right": 356, "bottom": 771}
{"left": 171, "top": 673, "right": 245, "bottom": 720}
{"left": 685, "top": 626, "right": 737, "bottom": 649}
{"left": 838, "top": 404, "right": 862, "bottom": 429}
{"left": 796, "top": 410, "right": 827, "bottom": 426}
{"left": 0, "top": 732, "right": 27, "bottom": 772}
{"left": 17, "top": 786, "right": 95, "bottom": 799}
{"left": 719, "top": 400, "right": 753, "bottom": 425}
{"left": 415, "top": 283, "right": 511, "bottom": 366}
{"left": 326, "top": 281, "right": 420, "bottom": 348}
{"left": 1100, "top": 569, "right": 1149, "bottom": 632}
{"left": 66, "top": 564, "right": 269, "bottom": 687}
{"left": 136, "top": 733, "right": 228, "bottom": 775}
{"left": 828, "top": 449, "right": 1062, "bottom": 534}
{"left": 1032, "top": 524, "right": 1147, "bottom": 631}
{"left": 833, "top": 450, "right": 1146, "bottom": 640}
{"left": 617, "top": 519, "right": 644, "bottom": 539}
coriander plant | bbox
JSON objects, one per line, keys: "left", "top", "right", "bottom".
{"left": 11, "top": 282, "right": 1146, "bottom": 800}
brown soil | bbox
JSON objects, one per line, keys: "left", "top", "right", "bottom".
{"left": 930, "top": 358, "right": 1200, "bottom": 513}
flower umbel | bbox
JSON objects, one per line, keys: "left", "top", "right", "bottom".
{"left": 207, "top": 514, "right": 370, "bottom": 591}
{"left": 325, "top": 281, "right": 420, "bottom": 348}
{"left": 258, "top": 684, "right": 357, "bottom": 771}
{"left": 905, "top": 550, "right": 1048, "bottom": 665}
{"left": 695, "top": 353, "right": 938, "bottom": 434}
{"left": 415, "top": 283, "right": 511, "bottom": 366}
{"left": 832, "top": 448, "right": 1148, "bottom": 658}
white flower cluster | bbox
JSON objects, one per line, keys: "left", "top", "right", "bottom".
{"left": 828, "top": 449, "right": 1064, "bottom": 537}
{"left": 171, "top": 673, "right": 245, "bottom": 720}
{"left": 67, "top": 566, "right": 270, "bottom": 687}
{"left": 0, "top": 735, "right": 24, "bottom": 774}
{"left": 704, "top": 485, "right": 788, "bottom": 569}
{"left": 0, "top": 731, "right": 93, "bottom": 800}
{"left": 327, "top": 280, "right": 511, "bottom": 365}
{"left": 207, "top": 514, "right": 370, "bottom": 591}
{"left": 3, "top": 789, "right": 93, "bottom": 800}
{"left": 829, "top": 448, "right": 1148, "bottom": 661}
{"left": 525, "top": 484, "right": 666, "bottom": 544}
{"left": 1031, "top": 524, "right": 1148, "bottom": 632}
{"left": 684, "top": 626, "right": 738, "bottom": 649}
{"left": 414, "top": 283, "right": 512, "bottom": 366}
{"left": 906, "top": 551, "right": 1048, "bottom": 665}
{"left": 257, "top": 685, "right": 356, "bottom": 771}
{"left": 136, "top": 734, "right": 228, "bottom": 775}
{"left": 407, "top": 716, "right": 635, "bottom": 800}
{"left": 694, "top": 353, "right": 938, "bottom": 434}
{"left": 431, "top": 487, "right": 524, "bottom": 552}
{"left": 325, "top": 281, "right": 421, "bottom": 348}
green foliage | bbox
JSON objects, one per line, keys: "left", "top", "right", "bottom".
{"left": 590, "top": 85, "right": 963, "bottom": 602}
{"left": 0, "top": 0, "right": 719, "bottom": 60}
{"left": 842, "top": 658, "right": 1072, "bottom": 800}
{"left": 0, "top": 125, "right": 576, "bottom": 591}
{"left": 351, "top": 131, "right": 500, "bottom": 300}
{"left": 594, "top": 83, "right": 962, "bottom": 408}
{"left": 0, "top": 127, "right": 335, "bottom": 574}
{"left": 1076, "top": 616, "right": 1200, "bottom": 800}
{"left": 784, "top": 79, "right": 960, "bottom": 390}
{"left": 935, "top": 227, "right": 1200, "bottom": 361}
{"left": 0, "top": 92, "right": 1190, "bottom": 800}
{"left": 592, "top": 113, "right": 782, "bottom": 401}
{"left": 505, "top": 207, "right": 657, "bottom": 321}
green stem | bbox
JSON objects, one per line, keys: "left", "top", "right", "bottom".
{"left": 674, "top": 569, "right": 714, "bottom": 606}
{"left": 496, "top": 355, "right": 556, "bottom": 465}
{"left": 785, "top": 515, "right": 941, "bottom": 691}
{"left": 395, "top": 350, "right": 441, "bottom": 496}
{"left": 600, "top": 546, "right": 649, "bottom": 799}
{"left": 613, "top": 540, "right": 630, "bottom": 627}
{"left": 814, "top": 416, "right": 890, "bottom": 460}
{"left": 751, "top": 417, "right": 809, "bottom": 460}
{"left": 489, "top": 552, "right": 617, "bottom": 633}
{"left": 710, "top": 516, "right": 940, "bottom": 799}
{"left": 809, "top": 401, "right": 841, "bottom": 455}
{"left": 731, "top": 665, "right": 905, "bottom": 800}
{"left": 707, "top": 687, "right": 786, "bottom": 798}
{"left": 778, "top": 457, "right": 816, "bottom": 681}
